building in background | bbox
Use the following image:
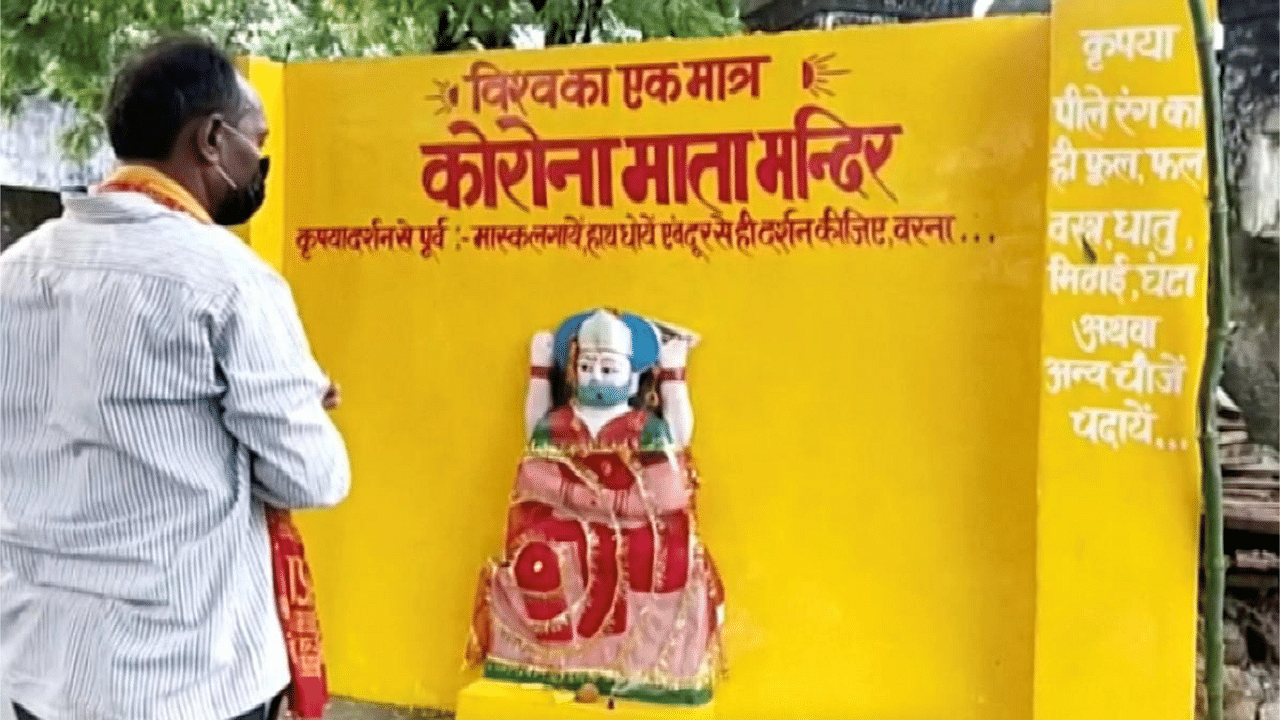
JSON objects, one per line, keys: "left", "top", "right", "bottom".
{"left": 0, "top": 96, "right": 114, "bottom": 190}
{"left": 739, "top": 0, "right": 1056, "bottom": 30}
{"left": 742, "top": 0, "right": 972, "bottom": 30}
{"left": 0, "top": 96, "right": 112, "bottom": 251}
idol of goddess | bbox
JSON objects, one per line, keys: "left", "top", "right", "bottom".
{"left": 466, "top": 308, "right": 725, "bottom": 705}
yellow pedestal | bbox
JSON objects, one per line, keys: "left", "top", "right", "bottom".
{"left": 456, "top": 679, "right": 717, "bottom": 720}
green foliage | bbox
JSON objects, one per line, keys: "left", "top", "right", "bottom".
{"left": 2, "top": 0, "right": 741, "bottom": 161}
{"left": 602, "top": 0, "right": 740, "bottom": 41}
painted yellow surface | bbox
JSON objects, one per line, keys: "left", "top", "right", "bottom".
{"left": 277, "top": 16, "right": 1047, "bottom": 720}
{"left": 1032, "top": 1, "right": 1208, "bottom": 719}
{"left": 226, "top": 3, "right": 1206, "bottom": 718}
{"left": 233, "top": 56, "right": 286, "bottom": 272}
{"left": 456, "top": 680, "right": 716, "bottom": 720}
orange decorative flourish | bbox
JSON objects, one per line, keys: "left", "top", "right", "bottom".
{"left": 425, "top": 78, "right": 460, "bottom": 115}
{"left": 801, "top": 53, "right": 850, "bottom": 98}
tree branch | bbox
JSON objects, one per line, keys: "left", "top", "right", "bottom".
{"left": 571, "top": 0, "right": 588, "bottom": 43}
{"left": 582, "top": 0, "right": 602, "bottom": 42}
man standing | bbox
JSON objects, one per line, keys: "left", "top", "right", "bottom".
{"left": 0, "top": 37, "right": 349, "bottom": 720}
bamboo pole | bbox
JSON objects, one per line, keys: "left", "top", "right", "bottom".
{"left": 1187, "top": 2, "right": 1230, "bottom": 719}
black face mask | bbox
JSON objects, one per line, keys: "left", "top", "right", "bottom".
{"left": 213, "top": 156, "right": 269, "bottom": 227}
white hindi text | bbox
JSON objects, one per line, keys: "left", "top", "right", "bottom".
{"left": 1078, "top": 25, "right": 1180, "bottom": 72}
{"left": 1046, "top": 253, "right": 1198, "bottom": 300}
{"left": 1051, "top": 136, "right": 1206, "bottom": 188}
{"left": 1069, "top": 400, "right": 1159, "bottom": 449}
{"left": 1071, "top": 313, "right": 1161, "bottom": 353}
{"left": 1053, "top": 84, "right": 1203, "bottom": 135}
{"left": 1048, "top": 209, "right": 1181, "bottom": 257}
{"left": 1045, "top": 350, "right": 1187, "bottom": 395}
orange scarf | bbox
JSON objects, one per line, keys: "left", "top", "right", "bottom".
{"left": 99, "top": 165, "right": 329, "bottom": 719}
{"left": 97, "top": 165, "right": 214, "bottom": 223}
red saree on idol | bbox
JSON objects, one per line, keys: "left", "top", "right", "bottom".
{"left": 468, "top": 403, "right": 725, "bottom": 705}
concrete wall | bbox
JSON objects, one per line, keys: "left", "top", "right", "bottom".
{"left": 0, "top": 97, "right": 113, "bottom": 191}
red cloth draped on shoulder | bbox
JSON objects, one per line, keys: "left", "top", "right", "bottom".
{"left": 99, "top": 166, "right": 329, "bottom": 718}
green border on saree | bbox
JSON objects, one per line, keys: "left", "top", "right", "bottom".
{"left": 483, "top": 659, "right": 713, "bottom": 706}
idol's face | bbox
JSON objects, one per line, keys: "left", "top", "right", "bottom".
{"left": 575, "top": 350, "right": 632, "bottom": 407}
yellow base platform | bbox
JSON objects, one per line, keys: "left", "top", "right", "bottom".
{"left": 456, "top": 679, "right": 717, "bottom": 720}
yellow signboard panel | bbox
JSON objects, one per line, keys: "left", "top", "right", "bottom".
{"left": 281, "top": 16, "right": 1049, "bottom": 718}
{"left": 233, "top": 56, "right": 286, "bottom": 271}
{"left": 1033, "top": 1, "right": 1209, "bottom": 719}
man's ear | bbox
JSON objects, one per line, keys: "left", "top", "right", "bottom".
{"left": 193, "top": 114, "right": 224, "bottom": 166}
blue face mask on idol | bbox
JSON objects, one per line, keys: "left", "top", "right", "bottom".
{"left": 576, "top": 381, "right": 630, "bottom": 407}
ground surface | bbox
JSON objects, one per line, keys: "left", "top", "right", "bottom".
{"left": 325, "top": 697, "right": 453, "bottom": 719}
{"left": 0, "top": 696, "right": 452, "bottom": 720}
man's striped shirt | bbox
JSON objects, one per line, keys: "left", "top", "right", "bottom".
{"left": 0, "top": 192, "right": 349, "bottom": 720}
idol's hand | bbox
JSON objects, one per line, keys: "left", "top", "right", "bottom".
{"left": 322, "top": 381, "right": 341, "bottom": 410}
{"left": 659, "top": 338, "right": 689, "bottom": 370}
{"left": 531, "top": 330, "right": 555, "bottom": 368}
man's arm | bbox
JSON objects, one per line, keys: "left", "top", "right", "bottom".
{"left": 213, "top": 269, "right": 350, "bottom": 509}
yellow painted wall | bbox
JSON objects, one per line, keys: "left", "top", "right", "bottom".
{"left": 1032, "top": 1, "right": 1208, "bottom": 719}
{"left": 278, "top": 17, "right": 1049, "bottom": 720}
{"left": 234, "top": 56, "right": 286, "bottom": 272}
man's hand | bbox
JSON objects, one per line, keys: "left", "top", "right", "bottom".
{"left": 322, "top": 382, "right": 341, "bottom": 410}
